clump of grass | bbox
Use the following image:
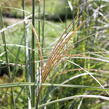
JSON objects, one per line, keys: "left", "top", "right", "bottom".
{"left": 0, "top": 0, "right": 109, "bottom": 109}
